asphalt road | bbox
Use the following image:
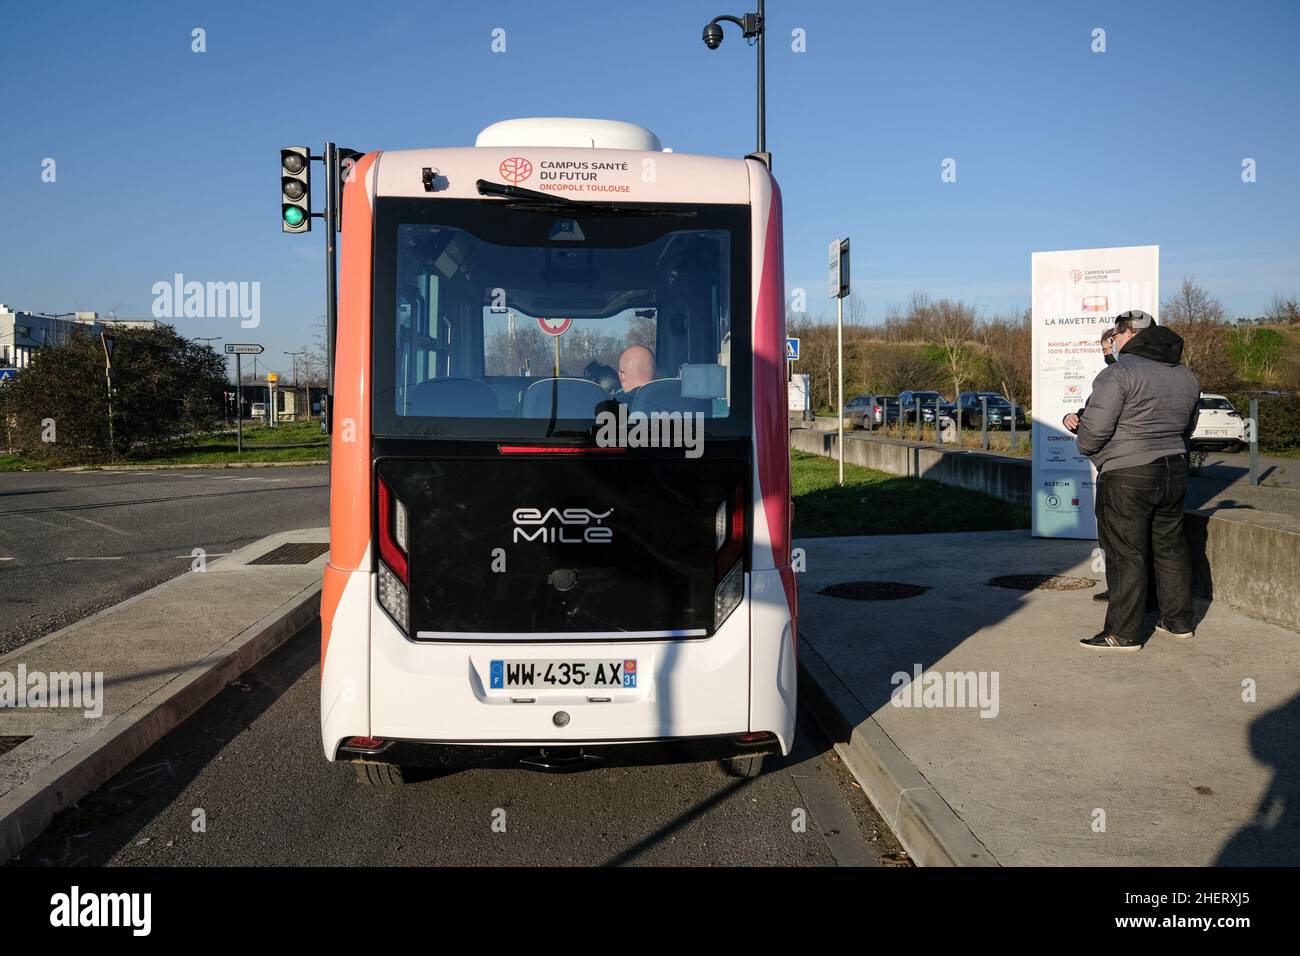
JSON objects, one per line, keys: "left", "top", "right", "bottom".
{"left": 0, "top": 466, "right": 329, "bottom": 654}
{"left": 8, "top": 622, "right": 909, "bottom": 868}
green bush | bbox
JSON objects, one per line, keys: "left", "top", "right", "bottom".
{"left": 0, "top": 326, "right": 227, "bottom": 464}
{"left": 1224, "top": 393, "right": 1300, "bottom": 452}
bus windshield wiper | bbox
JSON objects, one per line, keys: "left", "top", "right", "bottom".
{"left": 476, "top": 179, "right": 577, "bottom": 204}
{"left": 475, "top": 179, "right": 696, "bottom": 218}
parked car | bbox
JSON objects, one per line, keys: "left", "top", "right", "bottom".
{"left": 1190, "top": 393, "right": 1246, "bottom": 452}
{"left": 841, "top": 394, "right": 871, "bottom": 427}
{"left": 952, "top": 391, "right": 1027, "bottom": 430}
{"left": 841, "top": 393, "right": 898, "bottom": 429}
{"left": 897, "top": 390, "right": 948, "bottom": 424}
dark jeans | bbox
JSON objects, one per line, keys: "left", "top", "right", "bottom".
{"left": 1101, "top": 455, "right": 1194, "bottom": 641}
{"left": 1095, "top": 473, "right": 1110, "bottom": 586}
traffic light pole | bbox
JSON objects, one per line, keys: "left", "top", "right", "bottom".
{"left": 323, "top": 142, "right": 338, "bottom": 435}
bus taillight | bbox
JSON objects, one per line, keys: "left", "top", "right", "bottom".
{"left": 377, "top": 478, "right": 410, "bottom": 632}
{"left": 714, "top": 485, "right": 745, "bottom": 630}
{"left": 715, "top": 485, "right": 744, "bottom": 578}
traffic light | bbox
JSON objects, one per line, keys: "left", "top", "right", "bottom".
{"left": 281, "top": 146, "right": 311, "bottom": 233}
{"left": 334, "top": 147, "right": 363, "bottom": 231}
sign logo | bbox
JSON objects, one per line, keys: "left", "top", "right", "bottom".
{"left": 1082, "top": 295, "right": 1109, "bottom": 312}
{"left": 499, "top": 157, "right": 533, "bottom": 184}
{"left": 513, "top": 507, "right": 613, "bottom": 544}
{"left": 537, "top": 316, "right": 572, "bottom": 337}
{"left": 1069, "top": 269, "right": 1083, "bottom": 284}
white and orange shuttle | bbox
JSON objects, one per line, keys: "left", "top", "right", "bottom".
{"left": 319, "top": 118, "right": 796, "bottom": 781}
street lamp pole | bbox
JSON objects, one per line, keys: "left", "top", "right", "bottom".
{"left": 284, "top": 351, "right": 304, "bottom": 387}
{"left": 702, "top": 0, "right": 768, "bottom": 167}
{"left": 284, "top": 350, "right": 305, "bottom": 421}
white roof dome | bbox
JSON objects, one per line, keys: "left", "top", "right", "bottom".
{"left": 475, "top": 118, "right": 661, "bottom": 151}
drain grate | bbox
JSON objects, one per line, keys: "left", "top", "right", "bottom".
{"left": 0, "top": 736, "right": 32, "bottom": 759}
{"left": 819, "top": 581, "right": 930, "bottom": 601}
{"left": 987, "top": 574, "right": 1096, "bottom": 591}
{"left": 248, "top": 542, "right": 329, "bottom": 565}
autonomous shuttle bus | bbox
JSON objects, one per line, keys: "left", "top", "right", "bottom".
{"left": 320, "top": 118, "right": 795, "bottom": 782}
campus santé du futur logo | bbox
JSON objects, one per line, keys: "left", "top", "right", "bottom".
{"left": 499, "top": 156, "right": 533, "bottom": 184}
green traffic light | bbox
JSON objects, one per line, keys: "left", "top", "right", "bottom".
{"left": 283, "top": 206, "right": 306, "bottom": 227}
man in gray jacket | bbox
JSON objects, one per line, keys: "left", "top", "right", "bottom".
{"left": 1074, "top": 310, "right": 1201, "bottom": 651}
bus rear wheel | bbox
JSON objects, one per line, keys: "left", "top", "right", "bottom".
{"left": 721, "top": 755, "right": 765, "bottom": 779}
{"left": 354, "top": 761, "right": 406, "bottom": 785}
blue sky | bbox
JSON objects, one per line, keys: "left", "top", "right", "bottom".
{"left": 2, "top": 0, "right": 1297, "bottom": 374}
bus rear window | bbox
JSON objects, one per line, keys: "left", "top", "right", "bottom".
{"left": 371, "top": 198, "right": 750, "bottom": 440}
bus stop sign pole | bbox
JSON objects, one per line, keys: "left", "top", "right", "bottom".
{"left": 829, "top": 238, "right": 850, "bottom": 485}
{"left": 235, "top": 353, "right": 243, "bottom": 454}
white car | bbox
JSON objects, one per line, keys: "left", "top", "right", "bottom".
{"left": 1190, "top": 393, "right": 1246, "bottom": 452}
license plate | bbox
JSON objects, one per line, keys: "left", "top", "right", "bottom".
{"left": 490, "top": 659, "right": 637, "bottom": 690}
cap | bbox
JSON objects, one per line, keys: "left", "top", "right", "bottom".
{"left": 1115, "top": 309, "right": 1155, "bottom": 330}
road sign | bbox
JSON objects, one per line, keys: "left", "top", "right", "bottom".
{"left": 225, "top": 343, "right": 265, "bottom": 354}
{"left": 537, "top": 316, "right": 572, "bottom": 337}
{"left": 267, "top": 373, "right": 279, "bottom": 383}
{"left": 786, "top": 337, "right": 800, "bottom": 361}
{"left": 829, "top": 238, "right": 850, "bottom": 299}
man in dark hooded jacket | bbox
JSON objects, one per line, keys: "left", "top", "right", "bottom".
{"left": 1074, "top": 310, "right": 1200, "bottom": 651}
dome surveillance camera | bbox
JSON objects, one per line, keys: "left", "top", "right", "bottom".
{"left": 702, "top": 22, "right": 724, "bottom": 49}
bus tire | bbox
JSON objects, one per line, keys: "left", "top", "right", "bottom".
{"left": 722, "top": 755, "right": 764, "bottom": 779}
{"left": 354, "top": 761, "right": 406, "bottom": 785}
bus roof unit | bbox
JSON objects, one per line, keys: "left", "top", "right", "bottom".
{"left": 475, "top": 117, "right": 663, "bottom": 151}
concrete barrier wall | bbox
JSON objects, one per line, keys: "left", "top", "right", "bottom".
{"left": 791, "top": 426, "right": 1300, "bottom": 633}
{"left": 1184, "top": 508, "right": 1300, "bottom": 634}
{"left": 789, "top": 427, "right": 1031, "bottom": 508}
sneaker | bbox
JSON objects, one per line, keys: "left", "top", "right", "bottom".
{"left": 1092, "top": 590, "right": 1109, "bottom": 602}
{"left": 1078, "top": 631, "right": 1142, "bottom": 652}
{"left": 1154, "top": 620, "right": 1194, "bottom": 640}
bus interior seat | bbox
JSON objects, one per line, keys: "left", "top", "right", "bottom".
{"left": 630, "top": 378, "right": 713, "bottom": 416}
{"left": 407, "top": 377, "right": 499, "bottom": 417}
{"left": 521, "top": 377, "right": 610, "bottom": 418}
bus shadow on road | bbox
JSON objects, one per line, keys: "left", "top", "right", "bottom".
{"left": 6, "top": 622, "right": 320, "bottom": 868}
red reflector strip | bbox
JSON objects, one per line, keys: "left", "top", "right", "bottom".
{"left": 498, "top": 445, "right": 626, "bottom": 455}
{"left": 347, "top": 736, "right": 385, "bottom": 749}
{"left": 376, "top": 479, "right": 408, "bottom": 583}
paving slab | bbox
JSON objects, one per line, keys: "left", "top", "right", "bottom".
{"left": 796, "top": 529, "right": 1300, "bottom": 866}
{"left": 0, "top": 528, "right": 326, "bottom": 863}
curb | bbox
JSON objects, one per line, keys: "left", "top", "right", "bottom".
{"left": 58, "top": 460, "right": 328, "bottom": 472}
{"left": 0, "top": 581, "right": 321, "bottom": 865}
{"left": 797, "top": 639, "right": 998, "bottom": 867}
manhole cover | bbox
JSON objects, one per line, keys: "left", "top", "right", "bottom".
{"left": 986, "top": 574, "right": 1096, "bottom": 591}
{"left": 0, "top": 736, "right": 32, "bottom": 759}
{"left": 819, "top": 581, "right": 929, "bottom": 601}
{"left": 248, "top": 542, "right": 330, "bottom": 565}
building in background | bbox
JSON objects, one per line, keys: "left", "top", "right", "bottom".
{"left": 0, "top": 305, "right": 160, "bottom": 371}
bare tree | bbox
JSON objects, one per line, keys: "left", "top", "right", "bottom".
{"left": 1265, "top": 293, "right": 1300, "bottom": 325}
{"left": 931, "top": 298, "right": 980, "bottom": 399}
{"left": 1162, "top": 278, "right": 1234, "bottom": 391}
{"left": 979, "top": 310, "right": 1032, "bottom": 407}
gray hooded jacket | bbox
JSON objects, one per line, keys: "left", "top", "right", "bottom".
{"left": 1074, "top": 325, "right": 1201, "bottom": 474}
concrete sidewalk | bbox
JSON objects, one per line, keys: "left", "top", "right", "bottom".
{"left": 0, "top": 528, "right": 326, "bottom": 863}
{"left": 796, "top": 530, "right": 1300, "bottom": 866}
